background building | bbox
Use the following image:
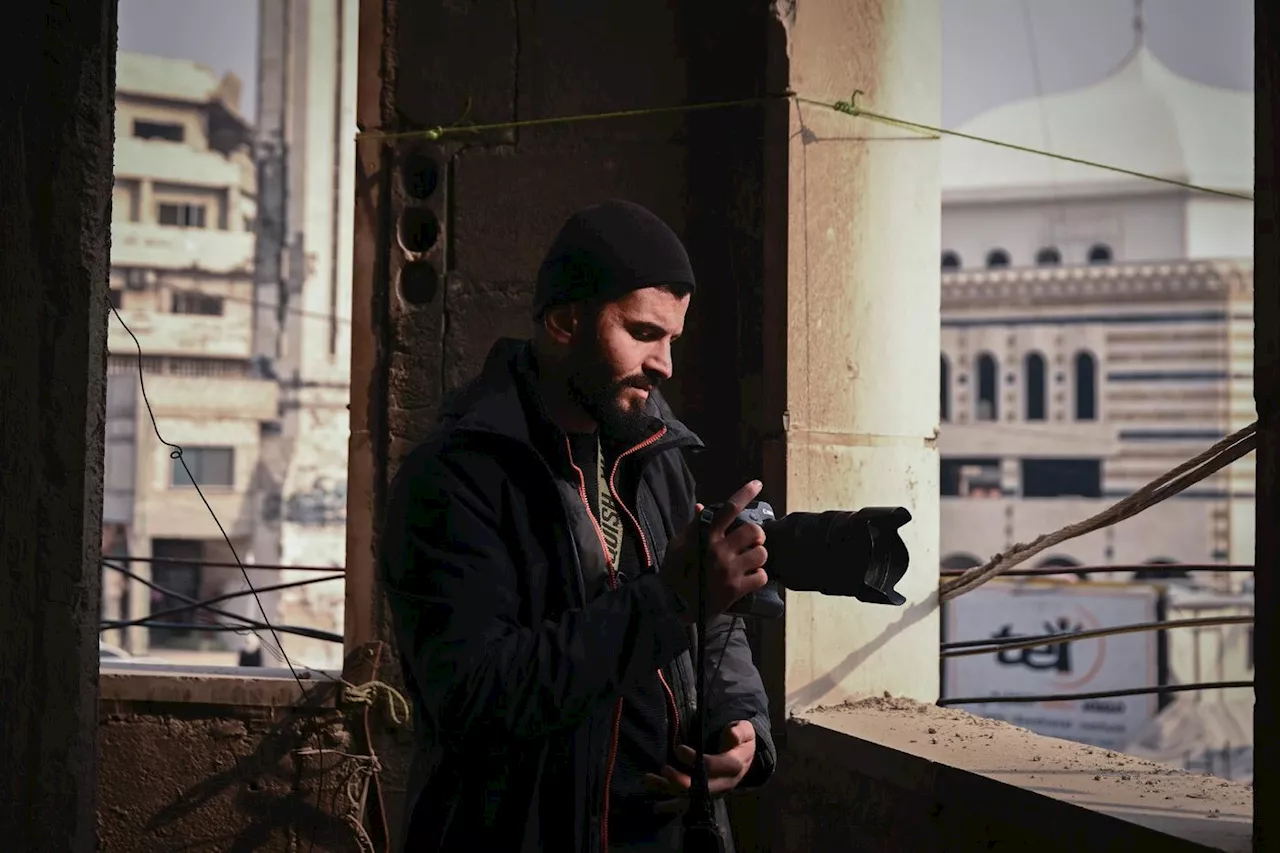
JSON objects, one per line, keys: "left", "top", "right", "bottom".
{"left": 938, "top": 37, "right": 1255, "bottom": 584}
{"left": 102, "top": 51, "right": 277, "bottom": 658}
{"left": 102, "top": 0, "right": 360, "bottom": 671}
{"left": 937, "top": 32, "right": 1256, "bottom": 778}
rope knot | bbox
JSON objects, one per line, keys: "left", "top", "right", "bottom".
{"left": 343, "top": 679, "right": 411, "bottom": 727}
{"left": 831, "top": 89, "right": 865, "bottom": 116}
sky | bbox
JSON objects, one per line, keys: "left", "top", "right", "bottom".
{"left": 117, "top": 0, "right": 1254, "bottom": 127}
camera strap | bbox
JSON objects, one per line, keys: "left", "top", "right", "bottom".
{"left": 595, "top": 435, "right": 624, "bottom": 571}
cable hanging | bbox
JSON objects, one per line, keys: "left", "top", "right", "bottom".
{"left": 111, "top": 306, "right": 309, "bottom": 685}
{"left": 110, "top": 306, "right": 345, "bottom": 848}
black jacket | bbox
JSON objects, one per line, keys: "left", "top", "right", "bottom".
{"left": 380, "top": 338, "right": 776, "bottom": 852}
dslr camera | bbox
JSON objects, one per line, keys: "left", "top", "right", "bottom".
{"left": 697, "top": 501, "right": 913, "bottom": 618}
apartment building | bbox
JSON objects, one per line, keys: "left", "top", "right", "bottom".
{"left": 102, "top": 52, "right": 278, "bottom": 657}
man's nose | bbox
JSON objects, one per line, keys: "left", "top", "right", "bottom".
{"left": 644, "top": 343, "right": 673, "bottom": 381}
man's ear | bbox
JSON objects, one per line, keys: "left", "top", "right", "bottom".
{"left": 542, "top": 303, "right": 579, "bottom": 346}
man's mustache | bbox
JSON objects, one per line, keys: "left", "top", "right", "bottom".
{"left": 619, "top": 374, "right": 659, "bottom": 393}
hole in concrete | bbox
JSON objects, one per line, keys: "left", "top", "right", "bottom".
{"left": 400, "top": 207, "right": 441, "bottom": 254}
{"left": 399, "top": 261, "right": 440, "bottom": 306}
{"left": 402, "top": 152, "right": 441, "bottom": 199}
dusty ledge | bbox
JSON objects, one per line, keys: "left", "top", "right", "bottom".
{"left": 100, "top": 664, "right": 342, "bottom": 707}
{"left": 793, "top": 695, "right": 1251, "bottom": 853}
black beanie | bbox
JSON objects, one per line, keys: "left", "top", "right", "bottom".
{"left": 533, "top": 200, "right": 696, "bottom": 317}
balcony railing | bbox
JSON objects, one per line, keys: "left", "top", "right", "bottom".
{"left": 99, "top": 556, "right": 344, "bottom": 667}
{"left": 938, "top": 562, "right": 1254, "bottom": 708}
{"left": 110, "top": 221, "right": 255, "bottom": 274}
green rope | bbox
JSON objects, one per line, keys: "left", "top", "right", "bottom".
{"left": 807, "top": 91, "right": 1253, "bottom": 202}
{"left": 359, "top": 94, "right": 788, "bottom": 142}
{"left": 356, "top": 90, "right": 1253, "bottom": 202}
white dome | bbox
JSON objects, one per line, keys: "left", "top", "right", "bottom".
{"left": 941, "top": 45, "right": 1254, "bottom": 202}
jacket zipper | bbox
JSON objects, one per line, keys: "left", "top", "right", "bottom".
{"left": 606, "top": 430, "right": 683, "bottom": 759}
{"left": 565, "top": 428, "right": 672, "bottom": 852}
{"left": 564, "top": 436, "right": 626, "bottom": 853}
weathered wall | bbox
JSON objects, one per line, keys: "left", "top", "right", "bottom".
{"left": 1254, "top": 0, "right": 1277, "bottom": 847}
{"left": 0, "top": 3, "right": 116, "bottom": 851}
{"left": 97, "top": 695, "right": 356, "bottom": 852}
{"left": 372, "top": 1, "right": 774, "bottom": 480}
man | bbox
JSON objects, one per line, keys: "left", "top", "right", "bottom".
{"left": 381, "top": 199, "right": 776, "bottom": 852}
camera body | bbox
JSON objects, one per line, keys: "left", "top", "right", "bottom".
{"left": 697, "top": 500, "right": 913, "bottom": 619}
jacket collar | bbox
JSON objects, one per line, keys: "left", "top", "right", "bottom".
{"left": 438, "top": 338, "right": 704, "bottom": 467}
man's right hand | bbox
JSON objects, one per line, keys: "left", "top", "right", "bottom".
{"left": 660, "top": 480, "right": 770, "bottom": 620}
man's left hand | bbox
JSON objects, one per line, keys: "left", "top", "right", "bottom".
{"left": 643, "top": 720, "right": 756, "bottom": 813}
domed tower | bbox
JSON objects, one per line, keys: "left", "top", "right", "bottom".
{"left": 937, "top": 21, "right": 1254, "bottom": 591}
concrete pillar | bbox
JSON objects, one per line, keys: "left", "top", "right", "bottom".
{"left": 126, "top": 388, "right": 153, "bottom": 654}
{"left": 224, "top": 182, "right": 241, "bottom": 232}
{"left": 264, "top": 0, "right": 359, "bottom": 673}
{"left": 1253, "top": 1, "right": 1278, "bottom": 848}
{"left": 0, "top": 3, "right": 116, "bottom": 851}
{"left": 762, "top": 0, "right": 942, "bottom": 712}
{"left": 138, "top": 178, "right": 155, "bottom": 225}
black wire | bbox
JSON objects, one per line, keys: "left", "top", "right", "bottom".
{"left": 682, "top": 519, "right": 721, "bottom": 851}
{"left": 100, "top": 620, "right": 343, "bottom": 642}
{"left": 941, "top": 614, "right": 1254, "bottom": 657}
{"left": 938, "top": 680, "right": 1253, "bottom": 706}
{"left": 109, "top": 306, "right": 330, "bottom": 846}
{"left": 103, "top": 559, "right": 342, "bottom": 637}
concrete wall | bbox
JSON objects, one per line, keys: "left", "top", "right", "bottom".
{"left": 96, "top": 679, "right": 356, "bottom": 853}
{"left": 0, "top": 3, "right": 116, "bottom": 849}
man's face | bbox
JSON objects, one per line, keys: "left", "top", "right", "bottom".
{"left": 565, "top": 286, "right": 689, "bottom": 441}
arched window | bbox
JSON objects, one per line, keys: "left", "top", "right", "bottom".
{"left": 986, "top": 248, "right": 1011, "bottom": 269}
{"left": 1035, "top": 246, "right": 1061, "bottom": 266}
{"left": 1038, "top": 555, "right": 1087, "bottom": 582}
{"left": 1074, "top": 351, "right": 1097, "bottom": 421}
{"left": 1087, "top": 243, "right": 1113, "bottom": 264}
{"left": 941, "top": 251, "right": 961, "bottom": 271}
{"left": 976, "top": 352, "right": 998, "bottom": 421}
{"left": 1024, "top": 352, "right": 1047, "bottom": 421}
{"left": 940, "top": 355, "right": 951, "bottom": 422}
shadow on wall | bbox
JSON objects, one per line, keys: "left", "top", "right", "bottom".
{"left": 784, "top": 596, "right": 939, "bottom": 710}
{"left": 97, "top": 692, "right": 353, "bottom": 851}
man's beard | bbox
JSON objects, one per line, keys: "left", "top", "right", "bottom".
{"left": 565, "top": 351, "right": 657, "bottom": 444}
